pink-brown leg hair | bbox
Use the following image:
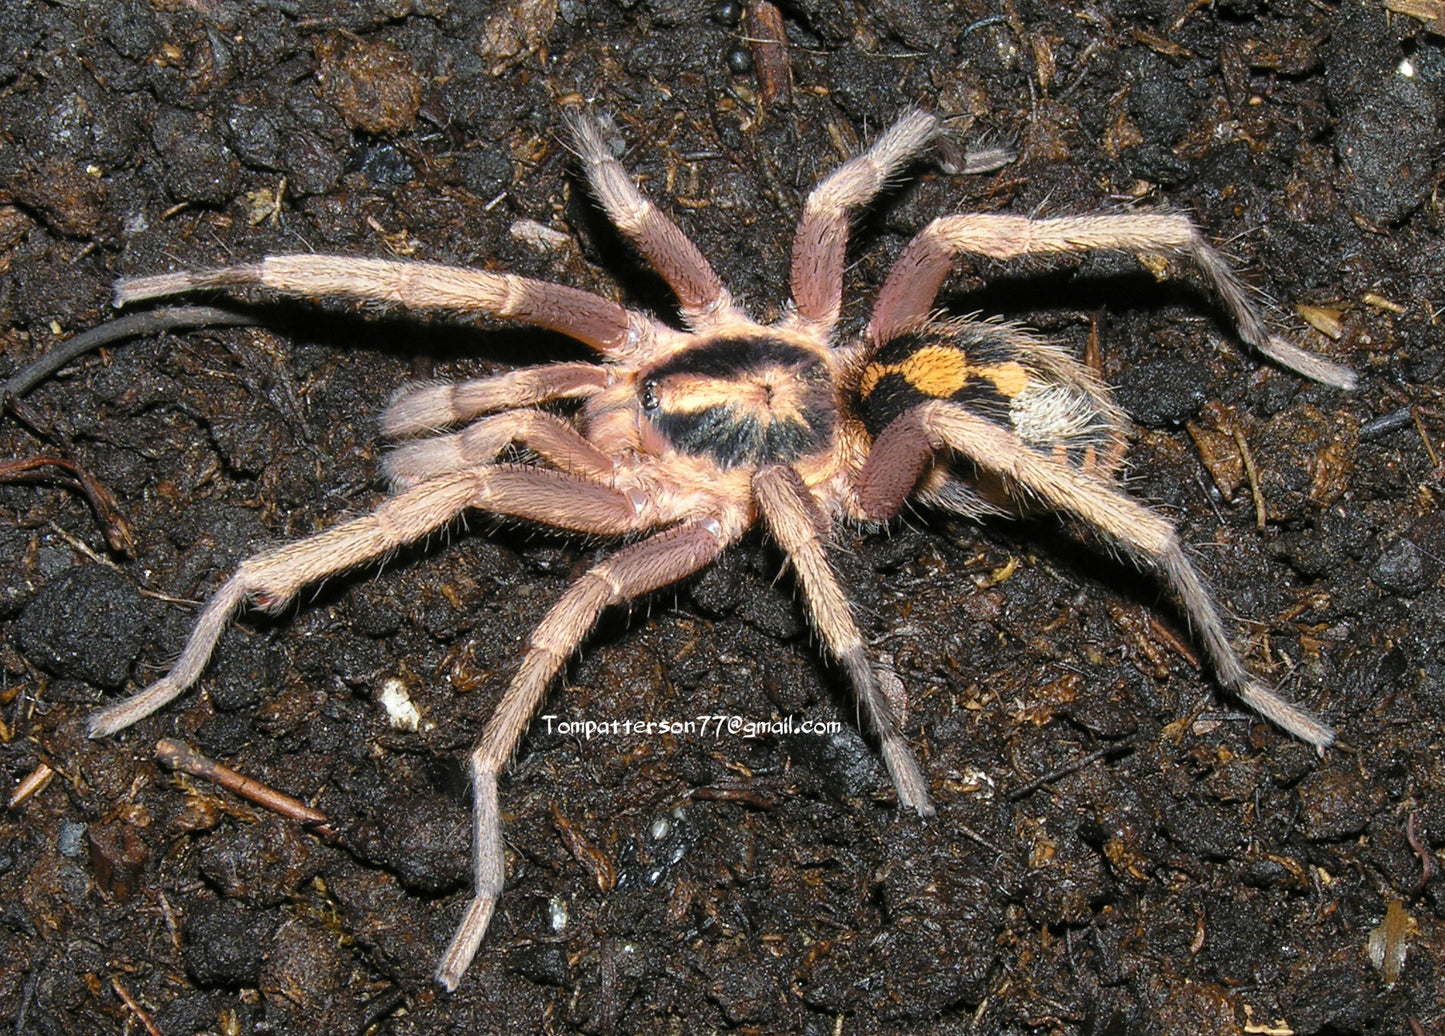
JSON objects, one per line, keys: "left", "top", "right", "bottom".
{"left": 787, "top": 110, "right": 943, "bottom": 336}
{"left": 88, "top": 467, "right": 657, "bottom": 738}
{"left": 565, "top": 112, "right": 735, "bottom": 328}
{"left": 116, "top": 256, "right": 646, "bottom": 358}
{"left": 386, "top": 410, "right": 617, "bottom": 490}
{"left": 436, "top": 514, "right": 738, "bottom": 991}
{"left": 858, "top": 402, "right": 1335, "bottom": 750}
{"left": 752, "top": 465, "right": 934, "bottom": 816}
{"left": 383, "top": 363, "right": 610, "bottom": 438}
{"left": 867, "top": 213, "right": 1356, "bottom": 389}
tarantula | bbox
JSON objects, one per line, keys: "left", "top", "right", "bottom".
{"left": 88, "top": 109, "right": 1353, "bottom": 990}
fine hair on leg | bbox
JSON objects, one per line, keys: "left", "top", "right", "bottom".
{"left": 116, "top": 255, "right": 643, "bottom": 356}
{"left": 752, "top": 464, "right": 934, "bottom": 815}
{"left": 867, "top": 212, "right": 1356, "bottom": 388}
{"left": 860, "top": 401, "right": 1334, "bottom": 749}
{"left": 564, "top": 110, "right": 734, "bottom": 326}
{"left": 788, "top": 110, "right": 943, "bottom": 332}
{"left": 435, "top": 515, "right": 736, "bottom": 990}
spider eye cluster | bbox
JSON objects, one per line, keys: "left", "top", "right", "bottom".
{"left": 639, "top": 333, "right": 837, "bottom": 469}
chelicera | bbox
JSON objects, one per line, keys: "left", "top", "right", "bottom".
{"left": 87, "top": 108, "right": 1353, "bottom": 990}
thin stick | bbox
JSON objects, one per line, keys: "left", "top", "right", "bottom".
{"left": 0, "top": 456, "right": 135, "bottom": 555}
{"left": 1006, "top": 743, "right": 1133, "bottom": 801}
{"left": 7, "top": 762, "right": 55, "bottom": 809}
{"left": 1230, "top": 425, "right": 1267, "bottom": 529}
{"left": 110, "top": 977, "right": 164, "bottom": 1036}
{"left": 1, "top": 306, "right": 262, "bottom": 398}
{"left": 154, "top": 738, "right": 336, "bottom": 839}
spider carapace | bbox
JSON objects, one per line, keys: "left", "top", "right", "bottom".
{"left": 637, "top": 334, "right": 838, "bottom": 470}
{"left": 85, "top": 108, "right": 1354, "bottom": 990}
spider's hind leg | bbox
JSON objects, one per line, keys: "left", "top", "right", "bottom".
{"left": 866, "top": 211, "right": 1356, "bottom": 388}
{"left": 859, "top": 401, "right": 1334, "bottom": 750}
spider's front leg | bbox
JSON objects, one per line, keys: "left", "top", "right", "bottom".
{"left": 383, "top": 362, "right": 611, "bottom": 438}
{"left": 437, "top": 514, "right": 740, "bottom": 991}
{"left": 115, "top": 255, "right": 646, "bottom": 356}
{"left": 752, "top": 465, "right": 934, "bottom": 816}
{"left": 867, "top": 212, "right": 1357, "bottom": 389}
{"left": 383, "top": 362, "right": 623, "bottom": 488}
{"left": 858, "top": 402, "right": 1335, "bottom": 750}
{"left": 386, "top": 410, "right": 618, "bottom": 489}
{"left": 87, "top": 467, "right": 656, "bottom": 738}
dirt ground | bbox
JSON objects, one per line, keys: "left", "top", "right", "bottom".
{"left": 1, "top": 1, "right": 1443, "bottom": 1033}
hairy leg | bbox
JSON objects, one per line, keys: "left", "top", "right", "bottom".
{"left": 116, "top": 256, "right": 646, "bottom": 356}
{"left": 867, "top": 212, "right": 1356, "bottom": 388}
{"left": 788, "top": 110, "right": 942, "bottom": 335}
{"left": 383, "top": 363, "right": 610, "bottom": 437}
{"left": 386, "top": 410, "right": 617, "bottom": 489}
{"left": 566, "top": 112, "right": 735, "bottom": 328}
{"left": 436, "top": 514, "right": 738, "bottom": 990}
{"left": 88, "top": 467, "right": 655, "bottom": 738}
{"left": 752, "top": 464, "right": 934, "bottom": 816}
{"left": 859, "top": 401, "right": 1334, "bottom": 749}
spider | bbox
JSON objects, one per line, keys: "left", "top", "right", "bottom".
{"left": 86, "top": 108, "right": 1354, "bottom": 991}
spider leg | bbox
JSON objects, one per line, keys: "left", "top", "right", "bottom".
{"left": 436, "top": 514, "right": 738, "bottom": 991}
{"left": 565, "top": 112, "right": 736, "bottom": 329}
{"left": 115, "top": 257, "right": 644, "bottom": 357}
{"left": 386, "top": 411, "right": 616, "bottom": 489}
{"left": 383, "top": 362, "right": 610, "bottom": 438}
{"left": 788, "top": 110, "right": 943, "bottom": 335}
{"left": 87, "top": 467, "right": 656, "bottom": 738}
{"left": 752, "top": 465, "right": 934, "bottom": 816}
{"left": 867, "top": 212, "right": 1356, "bottom": 389}
{"left": 858, "top": 401, "right": 1335, "bottom": 750}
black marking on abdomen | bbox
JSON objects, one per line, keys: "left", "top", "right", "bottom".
{"left": 641, "top": 336, "right": 836, "bottom": 468}
{"left": 858, "top": 327, "right": 1018, "bottom": 436}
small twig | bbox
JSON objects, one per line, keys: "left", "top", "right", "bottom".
{"left": 1406, "top": 812, "right": 1436, "bottom": 895}
{"left": 1230, "top": 425, "right": 1267, "bottom": 529}
{"left": 16, "top": 955, "right": 45, "bottom": 1036}
{"left": 6, "top": 762, "right": 55, "bottom": 809}
{"left": 357, "top": 987, "right": 407, "bottom": 1033}
{"left": 692, "top": 784, "right": 778, "bottom": 810}
{"left": 0, "top": 456, "right": 135, "bottom": 556}
{"left": 1146, "top": 613, "right": 1202, "bottom": 670}
{"left": 154, "top": 738, "right": 336, "bottom": 839}
{"left": 1412, "top": 408, "right": 1441, "bottom": 469}
{"left": 1359, "top": 406, "right": 1414, "bottom": 441}
{"left": 110, "top": 976, "right": 163, "bottom": 1036}
{"left": 550, "top": 803, "right": 617, "bottom": 893}
{"left": 955, "top": 822, "right": 1008, "bottom": 856}
{"left": 744, "top": 1, "right": 792, "bottom": 108}
{"left": 1, "top": 305, "right": 263, "bottom": 399}
{"left": 45, "top": 520, "right": 113, "bottom": 567}
{"left": 1006, "top": 743, "right": 1133, "bottom": 801}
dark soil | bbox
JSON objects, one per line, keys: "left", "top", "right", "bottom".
{"left": 2, "top": 2, "right": 1443, "bottom": 1034}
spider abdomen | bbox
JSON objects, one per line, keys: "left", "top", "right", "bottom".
{"left": 640, "top": 334, "right": 837, "bottom": 468}
{"left": 859, "top": 319, "right": 1128, "bottom": 474}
